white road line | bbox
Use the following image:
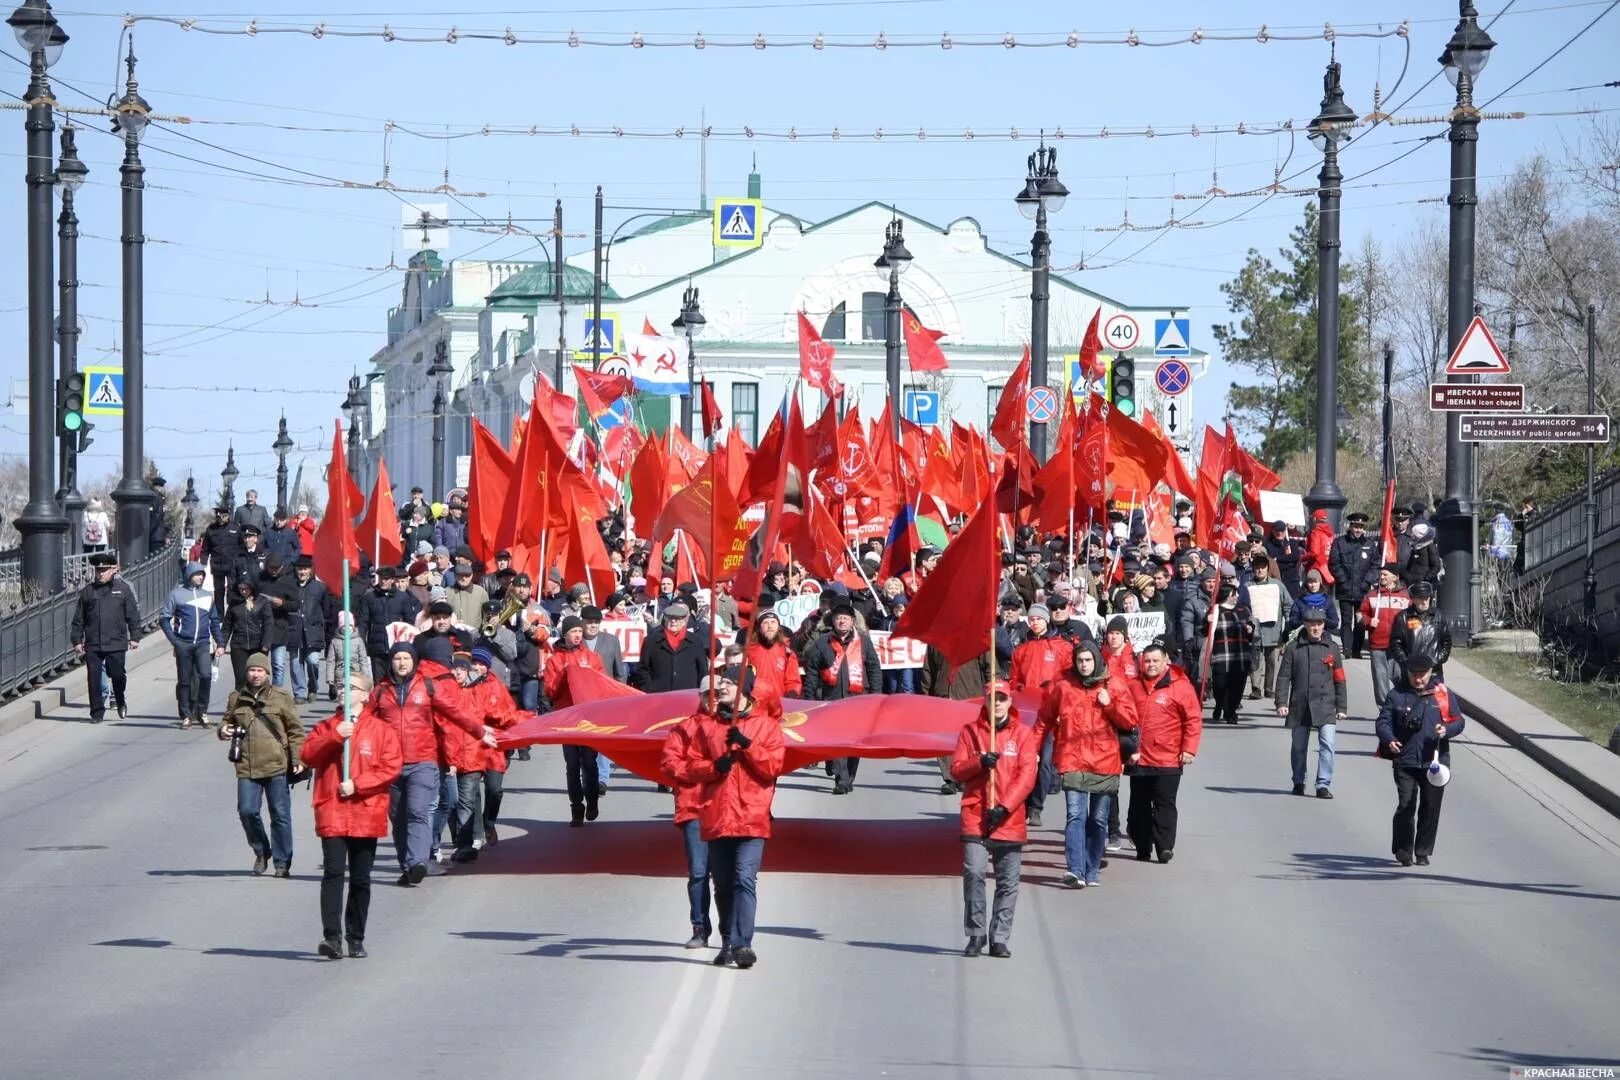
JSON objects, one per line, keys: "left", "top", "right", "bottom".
{"left": 632, "top": 959, "right": 707, "bottom": 1080}
{"left": 678, "top": 961, "right": 735, "bottom": 1080}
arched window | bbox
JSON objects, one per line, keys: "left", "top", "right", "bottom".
{"left": 821, "top": 302, "right": 846, "bottom": 341}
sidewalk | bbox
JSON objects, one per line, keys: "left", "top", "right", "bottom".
{"left": 1445, "top": 654, "right": 1620, "bottom": 821}
{"left": 0, "top": 638, "right": 174, "bottom": 741}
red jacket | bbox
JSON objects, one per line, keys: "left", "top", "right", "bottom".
{"left": 1010, "top": 634, "right": 1074, "bottom": 695}
{"left": 366, "top": 662, "right": 487, "bottom": 765}
{"left": 295, "top": 516, "right": 317, "bottom": 556}
{"left": 673, "top": 702, "right": 786, "bottom": 841}
{"left": 745, "top": 638, "right": 803, "bottom": 698}
{"left": 1036, "top": 673, "right": 1139, "bottom": 775}
{"left": 543, "top": 643, "right": 605, "bottom": 710}
{"left": 1130, "top": 667, "right": 1203, "bottom": 768}
{"left": 660, "top": 714, "right": 709, "bottom": 826}
{"left": 1359, "top": 588, "right": 1411, "bottom": 651}
{"left": 1102, "top": 640, "right": 1138, "bottom": 681}
{"left": 948, "top": 707, "right": 1039, "bottom": 843}
{"left": 443, "top": 674, "right": 524, "bottom": 773}
{"left": 300, "top": 706, "right": 404, "bottom": 838}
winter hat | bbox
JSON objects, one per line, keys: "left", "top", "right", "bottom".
{"left": 1302, "top": 606, "right": 1327, "bottom": 623}
{"left": 418, "top": 636, "right": 453, "bottom": 668}
{"left": 559, "top": 616, "right": 585, "bottom": 636}
{"left": 415, "top": 541, "right": 433, "bottom": 556}
{"left": 1106, "top": 615, "right": 1130, "bottom": 637}
{"left": 580, "top": 606, "right": 603, "bottom": 622}
{"left": 470, "top": 647, "right": 495, "bottom": 669}
{"left": 1410, "top": 522, "right": 1433, "bottom": 543}
{"left": 1305, "top": 569, "right": 1324, "bottom": 585}
{"left": 451, "top": 652, "right": 473, "bottom": 671}
{"left": 388, "top": 640, "right": 417, "bottom": 661}
{"left": 433, "top": 545, "right": 451, "bottom": 558}
{"left": 1073, "top": 641, "right": 1108, "bottom": 688}
{"left": 245, "top": 651, "right": 271, "bottom": 672}
{"left": 427, "top": 600, "right": 454, "bottom": 617}
{"left": 1027, "top": 604, "right": 1051, "bottom": 621}
{"left": 184, "top": 561, "right": 206, "bottom": 579}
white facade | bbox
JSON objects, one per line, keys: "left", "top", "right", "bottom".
{"left": 359, "top": 194, "right": 1207, "bottom": 496}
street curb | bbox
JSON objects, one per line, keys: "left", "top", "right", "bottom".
{"left": 1449, "top": 680, "right": 1620, "bottom": 823}
{"left": 0, "top": 639, "right": 173, "bottom": 741}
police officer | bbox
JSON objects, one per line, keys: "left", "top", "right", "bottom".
{"left": 200, "top": 504, "right": 241, "bottom": 613}
{"left": 69, "top": 552, "right": 142, "bottom": 722}
{"left": 1328, "top": 512, "right": 1380, "bottom": 658}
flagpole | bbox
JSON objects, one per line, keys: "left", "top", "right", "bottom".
{"left": 849, "top": 543, "right": 889, "bottom": 619}
{"left": 341, "top": 552, "right": 353, "bottom": 784}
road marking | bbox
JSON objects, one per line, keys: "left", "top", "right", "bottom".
{"left": 679, "top": 962, "right": 735, "bottom": 1080}
{"left": 632, "top": 960, "right": 706, "bottom": 1080}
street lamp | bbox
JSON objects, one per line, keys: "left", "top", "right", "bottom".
{"left": 220, "top": 444, "right": 239, "bottom": 511}
{"left": 1438, "top": 0, "right": 1496, "bottom": 638}
{"left": 109, "top": 38, "right": 155, "bottom": 567}
{"left": 671, "top": 284, "right": 705, "bottom": 439}
{"left": 11, "top": 0, "right": 70, "bottom": 593}
{"left": 272, "top": 414, "right": 293, "bottom": 514}
{"left": 1303, "top": 57, "right": 1356, "bottom": 531}
{"left": 342, "top": 372, "right": 365, "bottom": 488}
{"left": 874, "top": 216, "right": 913, "bottom": 445}
{"left": 55, "top": 120, "right": 87, "bottom": 552}
{"left": 180, "top": 473, "right": 199, "bottom": 541}
{"left": 427, "top": 339, "right": 452, "bottom": 500}
{"left": 1016, "top": 139, "right": 1068, "bottom": 463}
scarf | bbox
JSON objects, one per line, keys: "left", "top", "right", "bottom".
{"left": 830, "top": 633, "right": 866, "bottom": 693}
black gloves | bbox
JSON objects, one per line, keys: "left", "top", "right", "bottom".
{"left": 978, "top": 751, "right": 1000, "bottom": 770}
{"left": 726, "top": 725, "right": 751, "bottom": 750}
{"left": 985, "top": 805, "right": 1011, "bottom": 832}
{"left": 713, "top": 754, "right": 735, "bottom": 776}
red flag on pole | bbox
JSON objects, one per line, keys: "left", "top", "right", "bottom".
{"left": 353, "top": 458, "right": 403, "bottom": 569}
{"left": 989, "top": 345, "right": 1031, "bottom": 451}
{"left": 798, "top": 311, "right": 843, "bottom": 398}
{"left": 700, "top": 380, "right": 724, "bottom": 441}
{"left": 311, "top": 421, "right": 360, "bottom": 589}
{"left": 1078, "top": 309, "right": 1105, "bottom": 381}
{"left": 573, "top": 364, "right": 633, "bottom": 420}
{"left": 901, "top": 306, "right": 949, "bottom": 372}
{"left": 466, "top": 419, "right": 515, "bottom": 563}
{"left": 1379, "top": 478, "right": 1398, "bottom": 566}
{"left": 893, "top": 493, "right": 998, "bottom": 668}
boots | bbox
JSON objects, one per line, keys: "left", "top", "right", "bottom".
{"left": 569, "top": 804, "right": 585, "bottom": 827}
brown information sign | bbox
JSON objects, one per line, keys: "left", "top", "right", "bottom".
{"left": 1459, "top": 414, "right": 1611, "bottom": 444}
{"left": 1429, "top": 383, "right": 1524, "bottom": 411}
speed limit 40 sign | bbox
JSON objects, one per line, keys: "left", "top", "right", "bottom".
{"left": 1103, "top": 314, "right": 1140, "bottom": 352}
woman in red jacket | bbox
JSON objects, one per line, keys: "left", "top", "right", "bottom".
{"left": 660, "top": 695, "right": 719, "bottom": 951}
{"left": 948, "top": 680, "right": 1038, "bottom": 959}
{"left": 443, "top": 649, "right": 527, "bottom": 861}
{"left": 544, "top": 616, "right": 607, "bottom": 826}
{"left": 1127, "top": 642, "right": 1203, "bottom": 864}
{"left": 674, "top": 665, "right": 786, "bottom": 970}
{"left": 744, "top": 612, "right": 802, "bottom": 700}
{"left": 300, "top": 673, "right": 404, "bottom": 959}
{"left": 1037, "top": 641, "right": 1139, "bottom": 888}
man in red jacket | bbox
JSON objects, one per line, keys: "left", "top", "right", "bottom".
{"left": 445, "top": 648, "right": 527, "bottom": 861}
{"left": 1009, "top": 604, "right": 1072, "bottom": 830}
{"left": 1127, "top": 642, "right": 1202, "bottom": 864}
{"left": 1359, "top": 564, "right": 1410, "bottom": 708}
{"left": 545, "top": 616, "right": 608, "bottom": 827}
{"left": 368, "top": 639, "right": 497, "bottom": 886}
{"left": 675, "top": 665, "right": 786, "bottom": 970}
{"left": 949, "top": 680, "right": 1038, "bottom": 959}
{"left": 300, "top": 672, "right": 404, "bottom": 959}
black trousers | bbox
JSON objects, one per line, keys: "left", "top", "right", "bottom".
{"left": 1392, "top": 767, "right": 1446, "bottom": 858}
{"left": 830, "top": 756, "right": 861, "bottom": 788}
{"left": 1210, "top": 672, "right": 1247, "bottom": 723}
{"left": 1338, "top": 599, "right": 1363, "bottom": 656}
{"left": 1127, "top": 771, "right": 1182, "bottom": 858}
{"left": 319, "top": 836, "right": 377, "bottom": 944}
{"left": 563, "top": 745, "right": 599, "bottom": 810}
{"left": 229, "top": 647, "right": 256, "bottom": 691}
{"left": 85, "top": 649, "right": 127, "bottom": 718}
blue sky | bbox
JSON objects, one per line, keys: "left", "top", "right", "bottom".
{"left": 1, "top": 0, "right": 1613, "bottom": 507}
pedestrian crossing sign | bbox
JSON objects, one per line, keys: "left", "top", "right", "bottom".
{"left": 574, "top": 311, "right": 620, "bottom": 360}
{"left": 83, "top": 366, "right": 125, "bottom": 416}
{"left": 713, "top": 197, "right": 763, "bottom": 248}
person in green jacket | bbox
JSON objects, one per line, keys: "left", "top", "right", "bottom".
{"left": 220, "top": 653, "right": 305, "bottom": 877}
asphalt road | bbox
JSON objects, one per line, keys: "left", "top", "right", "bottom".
{"left": 2, "top": 657, "right": 1618, "bottom": 1080}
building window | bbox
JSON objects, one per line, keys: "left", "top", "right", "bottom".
{"left": 732, "top": 382, "right": 759, "bottom": 446}
{"left": 861, "top": 292, "right": 886, "bottom": 341}
{"left": 821, "top": 302, "right": 846, "bottom": 341}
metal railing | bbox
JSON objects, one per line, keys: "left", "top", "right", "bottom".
{"left": 0, "top": 551, "right": 99, "bottom": 611}
{"left": 1522, "top": 468, "right": 1620, "bottom": 572}
{"left": 0, "top": 540, "right": 180, "bottom": 700}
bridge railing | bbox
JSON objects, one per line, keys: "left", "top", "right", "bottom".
{"left": 1522, "top": 469, "right": 1620, "bottom": 573}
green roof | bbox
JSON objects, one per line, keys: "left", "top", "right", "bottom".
{"left": 487, "top": 262, "right": 619, "bottom": 307}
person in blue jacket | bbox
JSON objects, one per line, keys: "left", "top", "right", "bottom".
{"left": 1284, "top": 568, "right": 1340, "bottom": 640}
{"left": 161, "top": 562, "right": 225, "bottom": 727}
{"left": 1374, "top": 653, "right": 1466, "bottom": 867}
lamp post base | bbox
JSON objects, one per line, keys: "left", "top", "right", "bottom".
{"left": 1435, "top": 496, "right": 1477, "bottom": 639}
{"left": 15, "top": 500, "right": 70, "bottom": 595}
{"left": 111, "top": 480, "right": 158, "bottom": 567}
{"left": 1302, "top": 480, "right": 1348, "bottom": 528}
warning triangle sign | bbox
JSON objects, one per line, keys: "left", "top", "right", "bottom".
{"left": 1156, "top": 320, "right": 1188, "bottom": 353}
{"left": 1445, "top": 315, "right": 1511, "bottom": 375}
{"left": 720, "top": 206, "right": 754, "bottom": 238}
{"left": 90, "top": 374, "right": 123, "bottom": 406}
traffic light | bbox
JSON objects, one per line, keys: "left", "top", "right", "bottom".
{"left": 1109, "top": 352, "right": 1137, "bottom": 418}
{"left": 58, "top": 372, "right": 85, "bottom": 435}
{"left": 76, "top": 415, "right": 94, "bottom": 454}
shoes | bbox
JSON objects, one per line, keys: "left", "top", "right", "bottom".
{"left": 656, "top": 784, "right": 671, "bottom": 793}
{"left": 596, "top": 782, "right": 608, "bottom": 799}
{"left": 684, "top": 930, "right": 709, "bottom": 949}
{"left": 831, "top": 783, "right": 851, "bottom": 796}
{"left": 1085, "top": 878, "right": 1100, "bottom": 888}
{"left": 1292, "top": 783, "right": 1307, "bottom": 796}
{"left": 1157, "top": 849, "right": 1174, "bottom": 864}
{"left": 1027, "top": 810, "right": 1043, "bottom": 829}
{"left": 435, "top": 845, "right": 454, "bottom": 866}
{"left": 407, "top": 863, "right": 428, "bottom": 884}
{"left": 89, "top": 714, "right": 103, "bottom": 724}
{"left": 1395, "top": 850, "right": 1414, "bottom": 867}
{"left": 273, "top": 865, "right": 291, "bottom": 878}
{"left": 346, "top": 940, "right": 367, "bottom": 959}
{"left": 1316, "top": 787, "right": 1333, "bottom": 800}
{"left": 116, "top": 703, "right": 128, "bottom": 720}
{"left": 1061, "top": 871, "right": 1083, "bottom": 889}
{"left": 1248, "top": 689, "right": 1263, "bottom": 700}
{"left": 425, "top": 861, "right": 447, "bottom": 876}
{"left": 484, "top": 825, "right": 498, "bottom": 847}
{"left": 939, "top": 781, "right": 962, "bottom": 795}
{"left": 396, "top": 872, "right": 415, "bottom": 887}
{"left": 1226, "top": 716, "right": 1238, "bottom": 725}
{"left": 570, "top": 805, "right": 585, "bottom": 827}
{"left": 180, "top": 716, "right": 193, "bottom": 729}
{"left": 197, "top": 714, "right": 212, "bottom": 728}
{"left": 516, "top": 749, "right": 531, "bottom": 761}
{"left": 1415, "top": 854, "right": 1430, "bottom": 866}
{"left": 988, "top": 943, "right": 1011, "bottom": 959}
{"left": 1136, "top": 851, "right": 1153, "bottom": 862}
{"left": 585, "top": 803, "right": 600, "bottom": 822}
{"left": 713, "top": 947, "right": 736, "bottom": 968}
{"left": 252, "top": 854, "right": 269, "bottom": 876}
{"left": 327, "top": 688, "right": 338, "bottom": 702}
{"left": 318, "top": 939, "right": 343, "bottom": 960}
{"left": 963, "top": 936, "right": 986, "bottom": 958}
{"left": 732, "top": 946, "right": 757, "bottom": 970}
{"left": 1105, "top": 838, "right": 1124, "bottom": 854}
{"left": 451, "top": 847, "right": 479, "bottom": 864}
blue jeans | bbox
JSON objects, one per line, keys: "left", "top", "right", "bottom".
{"left": 389, "top": 762, "right": 440, "bottom": 871}
{"left": 237, "top": 774, "right": 293, "bottom": 868}
{"left": 882, "top": 668, "right": 915, "bottom": 694}
{"left": 1063, "top": 789, "right": 1112, "bottom": 883}
{"left": 289, "top": 648, "right": 320, "bottom": 699}
{"left": 1025, "top": 732, "right": 1056, "bottom": 817}
{"left": 270, "top": 645, "right": 289, "bottom": 688}
{"left": 432, "top": 768, "right": 460, "bottom": 847}
{"left": 597, "top": 754, "right": 615, "bottom": 786}
{"left": 1291, "top": 723, "right": 1337, "bottom": 789}
{"left": 681, "top": 820, "right": 713, "bottom": 936}
{"left": 518, "top": 678, "right": 540, "bottom": 713}
{"left": 709, "top": 837, "right": 764, "bottom": 949}
{"left": 173, "top": 639, "right": 214, "bottom": 718}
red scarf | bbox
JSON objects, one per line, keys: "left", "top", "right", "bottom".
{"left": 830, "top": 634, "right": 866, "bottom": 693}
{"left": 664, "top": 627, "right": 687, "bottom": 652}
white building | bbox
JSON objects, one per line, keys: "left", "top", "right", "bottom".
{"left": 357, "top": 172, "right": 1207, "bottom": 497}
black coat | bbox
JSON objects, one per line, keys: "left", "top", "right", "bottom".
{"left": 255, "top": 568, "right": 302, "bottom": 647}
{"left": 1375, "top": 676, "right": 1466, "bottom": 768}
{"left": 289, "top": 575, "right": 334, "bottom": 652}
{"left": 1328, "top": 532, "right": 1381, "bottom": 602}
{"left": 1387, "top": 604, "right": 1453, "bottom": 674}
{"left": 70, "top": 576, "right": 142, "bottom": 651}
{"left": 355, "top": 586, "right": 423, "bottom": 658}
{"left": 223, "top": 595, "right": 273, "bottom": 652}
{"left": 200, "top": 520, "right": 241, "bottom": 572}
{"left": 803, "top": 628, "right": 883, "bottom": 700}
{"left": 1264, "top": 535, "right": 1305, "bottom": 591}
{"left": 1402, "top": 543, "right": 1443, "bottom": 589}
{"left": 631, "top": 626, "right": 710, "bottom": 693}
{"left": 233, "top": 548, "right": 268, "bottom": 589}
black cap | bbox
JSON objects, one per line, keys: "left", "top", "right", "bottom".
{"left": 89, "top": 551, "right": 117, "bottom": 567}
{"left": 497, "top": 549, "right": 512, "bottom": 560}
{"left": 482, "top": 599, "right": 504, "bottom": 615}
{"left": 999, "top": 594, "right": 1024, "bottom": 610}
{"left": 559, "top": 615, "right": 585, "bottom": 635}
{"left": 1409, "top": 581, "right": 1436, "bottom": 599}
{"left": 264, "top": 555, "right": 284, "bottom": 572}
{"left": 1405, "top": 653, "right": 1436, "bottom": 673}
{"left": 273, "top": 508, "right": 288, "bottom": 521}
{"left": 829, "top": 600, "right": 857, "bottom": 618}
{"left": 580, "top": 605, "right": 603, "bottom": 621}
{"left": 1382, "top": 562, "right": 1403, "bottom": 574}
{"left": 1346, "top": 512, "right": 1369, "bottom": 525}
{"left": 294, "top": 555, "right": 313, "bottom": 569}
{"left": 1106, "top": 615, "right": 1129, "bottom": 636}
{"left": 511, "top": 573, "right": 532, "bottom": 587}
{"left": 427, "top": 600, "right": 455, "bottom": 617}
{"left": 1302, "top": 606, "right": 1328, "bottom": 623}
{"left": 411, "top": 486, "right": 424, "bottom": 494}
{"left": 1393, "top": 507, "right": 1412, "bottom": 520}
{"left": 241, "top": 524, "right": 261, "bottom": 536}
{"left": 377, "top": 565, "right": 398, "bottom": 579}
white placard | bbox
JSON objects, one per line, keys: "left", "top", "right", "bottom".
{"left": 867, "top": 630, "right": 926, "bottom": 670}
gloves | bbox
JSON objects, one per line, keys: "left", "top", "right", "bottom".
{"left": 978, "top": 751, "right": 1000, "bottom": 770}
{"left": 726, "top": 725, "right": 752, "bottom": 750}
{"left": 713, "top": 754, "right": 735, "bottom": 776}
{"left": 985, "top": 805, "right": 1011, "bottom": 833}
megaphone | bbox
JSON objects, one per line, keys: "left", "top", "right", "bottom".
{"left": 1425, "top": 752, "right": 1450, "bottom": 788}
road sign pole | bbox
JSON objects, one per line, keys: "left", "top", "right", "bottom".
{"left": 1586, "top": 303, "right": 1599, "bottom": 637}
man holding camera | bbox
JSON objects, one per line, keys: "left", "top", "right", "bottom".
{"left": 220, "top": 653, "right": 305, "bottom": 877}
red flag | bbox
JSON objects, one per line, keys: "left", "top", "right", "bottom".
{"left": 311, "top": 421, "right": 360, "bottom": 590}
{"left": 823, "top": 407, "right": 885, "bottom": 502}
{"left": 555, "top": 501, "right": 618, "bottom": 604}
{"left": 791, "top": 484, "right": 851, "bottom": 581}
{"left": 877, "top": 435, "right": 920, "bottom": 580}
{"left": 1078, "top": 309, "right": 1105, "bottom": 381}
{"left": 466, "top": 419, "right": 515, "bottom": 563}
{"left": 893, "top": 492, "right": 998, "bottom": 667}
{"left": 735, "top": 397, "right": 807, "bottom": 610}
{"left": 534, "top": 373, "right": 580, "bottom": 443}
{"left": 901, "top": 306, "right": 949, "bottom": 372}
{"left": 1032, "top": 392, "right": 1080, "bottom": 535}
{"left": 651, "top": 455, "right": 748, "bottom": 585}
{"left": 806, "top": 396, "right": 841, "bottom": 477}
{"left": 742, "top": 407, "right": 784, "bottom": 506}
{"left": 1075, "top": 396, "right": 1110, "bottom": 514}
{"left": 1103, "top": 403, "right": 1170, "bottom": 498}
{"left": 700, "top": 380, "right": 724, "bottom": 441}
{"left": 667, "top": 426, "right": 706, "bottom": 479}
{"left": 989, "top": 345, "right": 1031, "bottom": 451}
{"left": 573, "top": 364, "right": 633, "bottom": 420}
{"left": 1380, "top": 478, "right": 1398, "bottom": 566}
{"left": 602, "top": 421, "right": 645, "bottom": 479}
{"left": 719, "top": 427, "right": 751, "bottom": 502}
{"left": 797, "top": 311, "right": 843, "bottom": 398}
{"left": 628, "top": 436, "right": 671, "bottom": 532}
{"left": 353, "top": 458, "right": 404, "bottom": 568}
{"left": 920, "top": 427, "right": 964, "bottom": 517}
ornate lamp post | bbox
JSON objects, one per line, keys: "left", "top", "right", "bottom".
{"left": 874, "top": 217, "right": 913, "bottom": 445}
{"left": 1016, "top": 140, "right": 1068, "bottom": 464}
{"left": 672, "top": 285, "right": 706, "bottom": 439}
{"left": 55, "top": 119, "right": 86, "bottom": 551}
{"left": 220, "top": 445, "right": 239, "bottom": 511}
